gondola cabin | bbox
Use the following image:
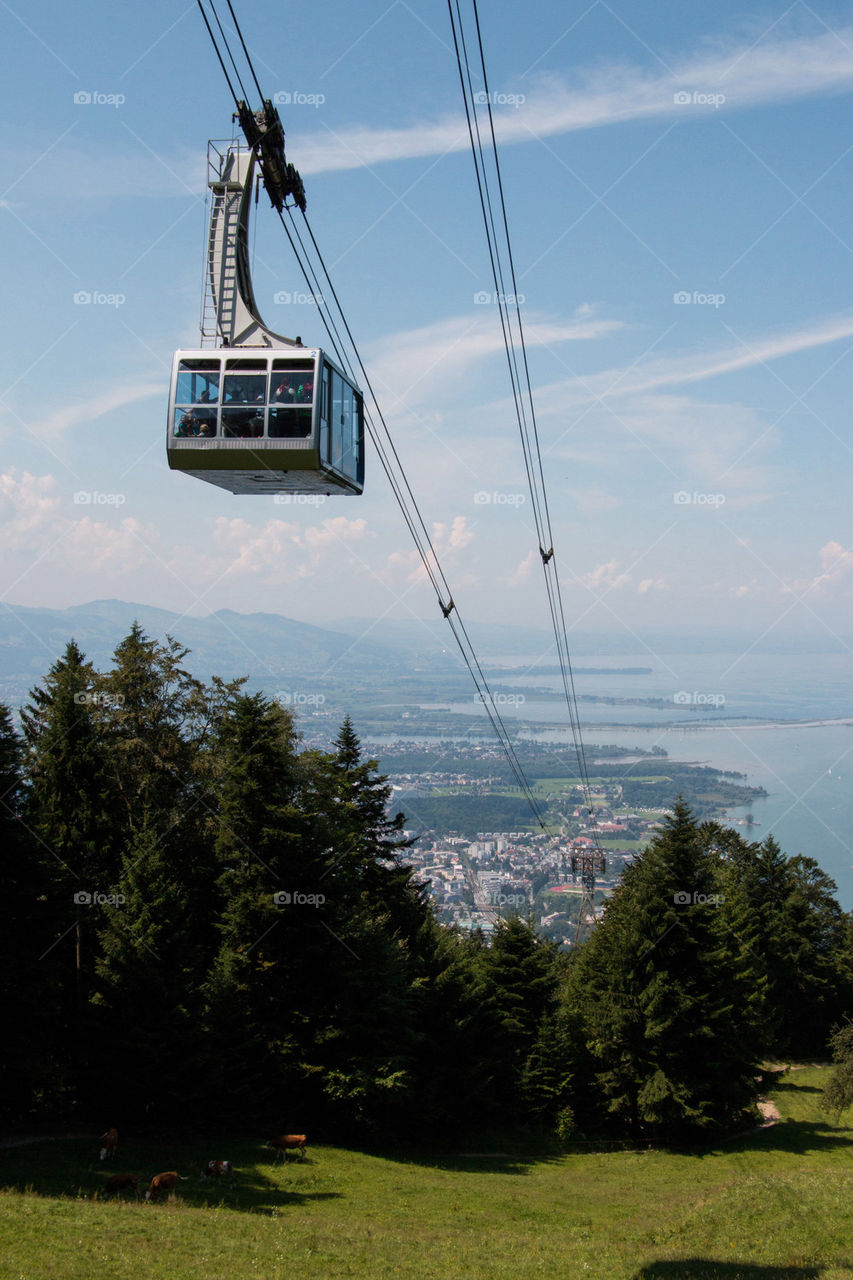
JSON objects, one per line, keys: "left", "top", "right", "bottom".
{"left": 167, "top": 348, "right": 364, "bottom": 495}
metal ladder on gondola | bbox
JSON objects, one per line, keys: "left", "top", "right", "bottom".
{"left": 199, "top": 139, "right": 299, "bottom": 351}
{"left": 200, "top": 183, "right": 240, "bottom": 348}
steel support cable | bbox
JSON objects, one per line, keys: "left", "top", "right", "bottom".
{"left": 224, "top": 0, "right": 266, "bottom": 102}
{"left": 192, "top": 0, "right": 551, "bottom": 832}
{"left": 194, "top": 0, "right": 241, "bottom": 106}
{"left": 203, "top": 0, "right": 253, "bottom": 106}
{"left": 448, "top": 0, "right": 604, "bottom": 834}
{"left": 278, "top": 210, "right": 549, "bottom": 826}
{"left": 446, "top": 0, "right": 549, "bottom": 551}
{"left": 468, "top": 0, "right": 556, "bottom": 553}
{"left": 275, "top": 213, "right": 448, "bottom": 608}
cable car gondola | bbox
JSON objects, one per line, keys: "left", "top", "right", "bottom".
{"left": 168, "top": 134, "right": 364, "bottom": 496}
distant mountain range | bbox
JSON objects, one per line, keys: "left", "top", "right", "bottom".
{"left": 0, "top": 599, "right": 415, "bottom": 704}
{"left": 1, "top": 598, "right": 848, "bottom": 710}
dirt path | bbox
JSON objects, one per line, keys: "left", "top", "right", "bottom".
{"left": 756, "top": 1098, "right": 782, "bottom": 1127}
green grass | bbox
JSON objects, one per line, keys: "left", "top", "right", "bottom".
{"left": 1, "top": 1068, "right": 852, "bottom": 1279}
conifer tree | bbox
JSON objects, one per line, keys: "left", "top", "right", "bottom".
{"left": 21, "top": 640, "right": 121, "bottom": 1099}
{"left": 0, "top": 705, "right": 50, "bottom": 1123}
{"left": 567, "top": 800, "right": 759, "bottom": 1140}
{"left": 201, "top": 692, "right": 311, "bottom": 1118}
{"left": 481, "top": 915, "right": 561, "bottom": 1114}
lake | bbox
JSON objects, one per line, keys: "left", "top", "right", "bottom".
{"left": 432, "top": 650, "right": 853, "bottom": 908}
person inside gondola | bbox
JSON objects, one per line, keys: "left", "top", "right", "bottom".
{"left": 273, "top": 376, "right": 296, "bottom": 401}
{"left": 194, "top": 388, "right": 217, "bottom": 435}
{"left": 175, "top": 410, "right": 199, "bottom": 437}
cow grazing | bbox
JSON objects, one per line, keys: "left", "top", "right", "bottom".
{"left": 103, "top": 1173, "right": 139, "bottom": 1200}
{"left": 99, "top": 1127, "right": 119, "bottom": 1161}
{"left": 266, "top": 1134, "right": 307, "bottom": 1163}
{"left": 144, "top": 1171, "right": 186, "bottom": 1202}
{"left": 200, "top": 1159, "right": 236, "bottom": 1188}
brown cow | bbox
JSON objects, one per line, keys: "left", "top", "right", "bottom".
{"left": 200, "top": 1159, "right": 236, "bottom": 1188}
{"left": 99, "top": 1127, "right": 118, "bottom": 1161}
{"left": 144, "top": 1171, "right": 187, "bottom": 1202}
{"left": 103, "top": 1173, "right": 139, "bottom": 1200}
{"left": 266, "top": 1134, "right": 307, "bottom": 1163}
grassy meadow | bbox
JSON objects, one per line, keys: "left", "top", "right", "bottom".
{"left": 1, "top": 1066, "right": 851, "bottom": 1280}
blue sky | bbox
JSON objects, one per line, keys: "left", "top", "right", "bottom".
{"left": 2, "top": 0, "right": 853, "bottom": 650}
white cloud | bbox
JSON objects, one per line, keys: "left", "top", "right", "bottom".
{"left": 578, "top": 559, "right": 632, "bottom": 592}
{"left": 537, "top": 313, "right": 853, "bottom": 410}
{"left": 637, "top": 576, "right": 668, "bottom": 595}
{"left": 0, "top": 469, "right": 61, "bottom": 544}
{"left": 297, "top": 28, "right": 853, "bottom": 174}
{"left": 209, "top": 514, "right": 371, "bottom": 579}
{"left": 368, "top": 306, "right": 620, "bottom": 409}
{"left": 507, "top": 549, "right": 535, "bottom": 587}
{"left": 27, "top": 381, "right": 163, "bottom": 440}
{"left": 788, "top": 540, "right": 853, "bottom": 597}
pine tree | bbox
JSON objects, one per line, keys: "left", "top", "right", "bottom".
{"left": 88, "top": 626, "right": 222, "bottom": 1122}
{"left": 567, "top": 800, "right": 760, "bottom": 1140}
{"left": 0, "top": 705, "right": 51, "bottom": 1123}
{"left": 201, "top": 692, "right": 311, "bottom": 1120}
{"left": 21, "top": 640, "right": 121, "bottom": 1103}
{"left": 481, "top": 915, "right": 561, "bottom": 1115}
